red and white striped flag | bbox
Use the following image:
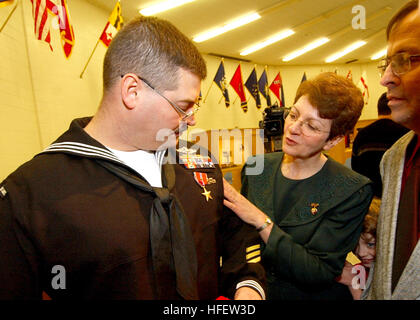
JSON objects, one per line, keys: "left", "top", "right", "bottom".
{"left": 358, "top": 71, "right": 369, "bottom": 105}
{"left": 29, "top": 0, "right": 75, "bottom": 57}
{"left": 30, "top": 0, "right": 55, "bottom": 50}
{"left": 55, "top": 0, "right": 75, "bottom": 58}
{"left": 346, "top": 70, "right": 353, "bottom": 81}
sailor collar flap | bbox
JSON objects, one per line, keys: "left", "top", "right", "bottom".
{"left": 36, "top": 117, "right": 126, "bottom": 166}
{"left": 34, "top": 117, "right": 210, "bottom": 194}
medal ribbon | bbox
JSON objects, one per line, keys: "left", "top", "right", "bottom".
{"left": 193, "top": 172, "right": 208, "bottom": 187}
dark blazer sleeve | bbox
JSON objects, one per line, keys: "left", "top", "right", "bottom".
{"left": 262, "top": 184, "right": 373, "bottom": 286}
{"left": 218, "top": 206, "right": 266, "bottom": 299}
{"left": 0, "top": 180, "right": 42, "bottom": 299}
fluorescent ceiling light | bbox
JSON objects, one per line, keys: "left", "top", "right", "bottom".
{"left": 139, "top": 0, "right": 196, "bottom": 16}
{"left": 325, "top": 40, "right": 367, "bottom": 63}
{"left": 193, "top": 13, "right": 261, "bottom": 43}
{"left": 282, "top": 37, "right": 330, "bottom": 61}
{"left": 371, "top": 48, "right": 387, "bottom": 60}
{"left": 240, "top": 29, "right": 295, "bottom": 56}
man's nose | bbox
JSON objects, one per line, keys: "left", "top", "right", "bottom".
{"left": 380, "top": 63, "right": 400, "bottom": 88}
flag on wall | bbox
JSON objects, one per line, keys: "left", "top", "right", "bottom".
{"left": 30, "top": 0, "right": 55, "bottom": 51}
{"left": 358, "top": 71, "right": 369, "bottom": 105}
{"left": 258, "top": 69, "right": 271, "bottom": 107}
{"left": 269, "top": 72, "right": 285, "bottom": 107}
{"left": 0, "top": 0, "right": 13, "bottom": 8}
{"left": 81, "top": 1, "right": 123, "bottom": 78}
{"left": 300, "top": 72, "right": 307, "bottom": 83}
{"left": 346, "top": 70, "right": 353, "bottom": 81}
{"left": 230, "top": 64, "right": 247, "bottom": 113}
{"left": 29, "top": 0, "right": 75, "bottom": 57}
{"left": 56, "top": 0, "right": 75, "bottom": 58}
{"left": 213, "top": 60, "right": 230, "bottom": 107}
{"left": 245, "top": 67, "right": 261, "bottom": 109}
{"left": 99, "top": 1, "right": 123, "bottom": 47}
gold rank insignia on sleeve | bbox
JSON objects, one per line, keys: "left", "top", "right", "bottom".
{"left": 0, "top": 186, "right": 7, "bottom": 198}
{"left": 246, "top": 244, "right": 261, "bottom": 263}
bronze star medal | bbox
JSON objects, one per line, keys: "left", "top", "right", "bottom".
{"left": 201, "top": 188, "right": 213, "bottom": 202}
{"left": 193, "top": 172, "right": 213, "bottom": 201}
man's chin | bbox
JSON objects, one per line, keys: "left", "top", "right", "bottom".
{"left": 391, "top": 108, "right": 413, "bottom": 128}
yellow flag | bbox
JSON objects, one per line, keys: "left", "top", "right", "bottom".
{"left": 0, "top": 0, "right": 13, "bottom": 8}
{"left": 99, "top": 1, "right": 123, "bottom": 47}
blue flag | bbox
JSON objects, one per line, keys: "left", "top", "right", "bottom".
{"left": 213, "top": 61, "right": 230, "bottom": 107}
{"left": 258, "top": 70, "right": 271, "bottom": 107}
{"left": 245, "top": 68, "right": 261, "bottom": 109}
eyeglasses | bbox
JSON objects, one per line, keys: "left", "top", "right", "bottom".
{"left": 377, "top": 52, "right": 420, "bottom": 77}
{"left": 283, "top": 107, "right": 330, "bottom": 137}
{"left": 121, "top": 74, "right": 200, "bottom": 121}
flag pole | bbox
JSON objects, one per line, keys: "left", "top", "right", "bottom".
{"left": 240, "top": 61, "right": 247, "bottom": 109}
{"left": 203, "top": 81, "right": 213, "bottom": 103}
{"left": 265, "top": 65, "right": 270, "bottom": 104}
{"left": 80, "top": 39, "right": 100, "bottom": 79}
{"left": 0, "top": 1, "right": 17, "bottom": 34}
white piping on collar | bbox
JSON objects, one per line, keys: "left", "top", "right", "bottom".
{"left": 42, "top": 142, "right": 124, "bottom": 165}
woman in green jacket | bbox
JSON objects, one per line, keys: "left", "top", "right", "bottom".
{"left": 224, "top": 72, "right": 373, "bottom": 300}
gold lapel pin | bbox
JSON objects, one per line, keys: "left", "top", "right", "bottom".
{"left": 310, "top": 203, "right": 319, "bottom": 215}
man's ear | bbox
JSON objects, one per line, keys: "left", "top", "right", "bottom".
{"left": 323, "top": 135, "right": 344, "bottom": 151}
{"left": 120, "top": 74, "right": 141, "bottom": 110}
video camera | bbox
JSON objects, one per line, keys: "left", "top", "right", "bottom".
{"left": 259, "top": 104, "right": 285, "bottom": 137}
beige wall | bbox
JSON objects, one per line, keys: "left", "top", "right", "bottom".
{"left": 0, "top": 0, "right": 387, "bottom": 180}
{"left": 0, "top": 0, "right": 105, "bottom": 180}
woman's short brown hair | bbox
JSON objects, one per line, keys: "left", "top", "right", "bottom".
{"left": 294, "top": 72, "right": 364, "bottom": 140}
{"left": 103, "top": 16, "right": 207, "bottom": 92}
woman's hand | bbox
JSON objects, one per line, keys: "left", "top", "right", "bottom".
{"left": 223, "top": 178, "right": 267, "bottom": 228}
{"left": 335, "top": 261, "right": 355, "bottom": 286}
{"left": 335, "top": 261, "right": 363, "bottom": 300}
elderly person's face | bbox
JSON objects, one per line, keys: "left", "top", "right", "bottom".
{"left": 282, "top": 95, "right": 339, "bottom": 159}
{"left": 380, "top": 10, "right": 420, "bottom": 130}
